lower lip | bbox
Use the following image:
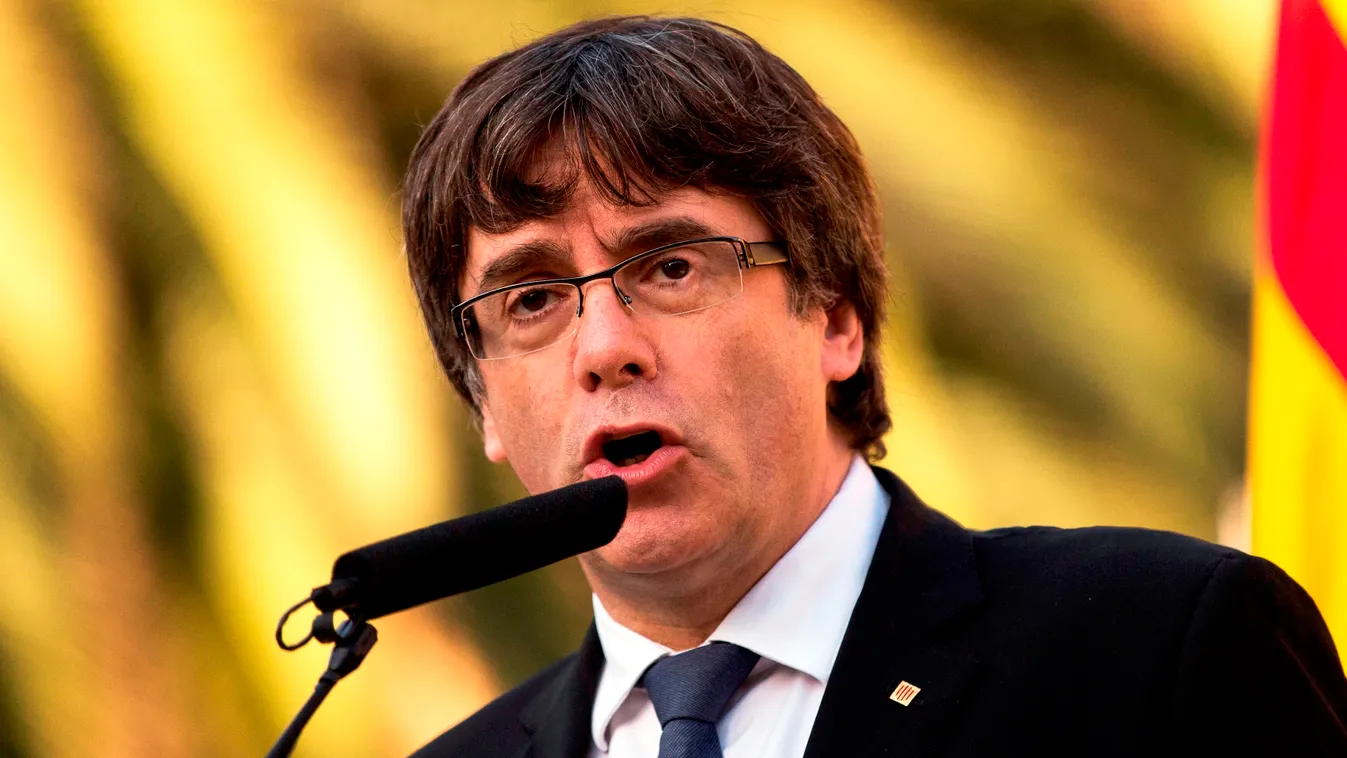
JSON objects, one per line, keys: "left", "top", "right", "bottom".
{"left": 583, "top": 444, "right": 686, "bottom": 488}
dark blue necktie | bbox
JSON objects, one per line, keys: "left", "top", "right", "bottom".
{"left": 640, "top": 642, "right": 761, "bottom": 758}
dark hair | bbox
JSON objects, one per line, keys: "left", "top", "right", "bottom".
{"left": 402, "top": 15, "right": 892, "bottom": 458}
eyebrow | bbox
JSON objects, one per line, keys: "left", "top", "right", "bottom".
{"left": 471, "top": 238, "right": 570, "bottom": 296}
{"left": 467, "top": 215, "right": 722, "bottom": 298}
{"left": 608, "top": 216, "right": 719, "bottom": 255}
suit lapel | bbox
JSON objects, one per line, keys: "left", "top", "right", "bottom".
{"left": 803, "top": 467, "right": 986, "bottom": 758}
{"left": 518, "top": 624, "right": 605, "bottom": 758}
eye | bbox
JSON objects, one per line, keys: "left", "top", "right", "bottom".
{"left": 517, "top": 289, "right": 551, "bottom": 312}
{"left": 659, "top": 258, "right": 691, "bottom": 280}
{"left": 505, "top": 286, "right": 566, "bottom": 318}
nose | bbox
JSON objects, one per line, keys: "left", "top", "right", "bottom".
{"left": 571, "top": 280, "right": 658, "bottom": 392}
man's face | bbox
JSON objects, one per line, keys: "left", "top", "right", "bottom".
{"left": 462, "top": 178, "right": 861, "bottom": 588}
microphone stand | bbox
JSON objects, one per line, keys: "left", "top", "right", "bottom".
{"left": 266, "top": 607, "right": 378, "bottom": 758}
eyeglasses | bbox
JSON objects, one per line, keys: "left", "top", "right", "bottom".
{"left": 451, "top": 236, "right": 789, "bottom": 360}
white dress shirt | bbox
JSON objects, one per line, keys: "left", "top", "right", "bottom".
{"left": 588, "top": 456, "right": 890, "bottom": 758}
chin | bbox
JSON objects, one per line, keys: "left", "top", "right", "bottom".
{"left": 590, "top": 508, "right": 715, "bottom": 576}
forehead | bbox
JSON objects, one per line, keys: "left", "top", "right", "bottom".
{"left": 460, "top": 183, "right": 769, "bottom": 297}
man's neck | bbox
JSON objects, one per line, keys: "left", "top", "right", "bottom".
{"left": 584, "top": 445, "right": 858, "bottom": 651}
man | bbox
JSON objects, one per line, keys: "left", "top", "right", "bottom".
{"left": 400, "top": 16, "right": 1347, "bottom": 757}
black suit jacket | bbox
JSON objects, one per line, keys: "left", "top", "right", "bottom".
{"left": 413, "top": 468, "right": 1347, "bottom": 756}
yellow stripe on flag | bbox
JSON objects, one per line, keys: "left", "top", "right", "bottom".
{"left": 1249, "top": 267, "right": 1347, "bottom": 657}
{"left": 1324, "top": 0, "right": 1347, "bottom": 39}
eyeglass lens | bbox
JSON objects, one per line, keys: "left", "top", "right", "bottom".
{"left": 462, "top": 239, "right": 745, "bottom": 360}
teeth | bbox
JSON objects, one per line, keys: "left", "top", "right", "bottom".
{"left": 601, "top": 430, "right": 662, "bottom": 467}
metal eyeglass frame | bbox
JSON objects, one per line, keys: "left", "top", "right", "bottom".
{"left": 450, "top": 236, "right": 790, "bottom": 359}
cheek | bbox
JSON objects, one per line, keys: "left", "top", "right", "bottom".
{"left": 694, "top": 310, "right": 825, "bottom": 448}
{"left": 481, "top": 364, "right": 570, "bottom": 481}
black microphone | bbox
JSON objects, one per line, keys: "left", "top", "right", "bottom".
{"left": 311, "top": 476, "right": 627, "bottom": 620}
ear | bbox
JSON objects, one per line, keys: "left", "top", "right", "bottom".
{"left": 480, "top": 402, "right": 509, "bottom": 463}
{"left": 820, "top": 300, "right": 865, "bottom": 383}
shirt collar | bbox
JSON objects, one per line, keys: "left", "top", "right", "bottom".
{"left": 589, "top": 593, "right": 671, "bottom": 751}
{"left": 589, "top": 456, "right": 889, "bottom": 750}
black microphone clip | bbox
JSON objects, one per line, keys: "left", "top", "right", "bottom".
{"left": 311, "top": 577, "right": 360, "bottom": 613}
{"left": 273, "top": 577, "right": 359, "bottom": 652}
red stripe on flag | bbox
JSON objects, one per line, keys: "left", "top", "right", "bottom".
{"left": 1264, "top": 0, "right": 1347, "bottom": 379}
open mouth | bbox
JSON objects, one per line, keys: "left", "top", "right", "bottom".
{"left": 600, "top": 430, "right": 664, "bottom": 467}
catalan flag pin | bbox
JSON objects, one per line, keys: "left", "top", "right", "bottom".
{"left": 889, "top": 680, "right": 921, "bottom": 706}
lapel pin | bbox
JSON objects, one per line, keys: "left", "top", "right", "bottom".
{"left": 889, "top": 680, "right": 921, "bottom": 706}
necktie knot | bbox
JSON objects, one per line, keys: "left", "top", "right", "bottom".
{"left": 641, "top": 642, "right": 760, "bottom": 728}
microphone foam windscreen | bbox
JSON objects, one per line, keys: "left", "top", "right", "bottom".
{"left": 330, "top": 476, "right": 627, "bottom": 619}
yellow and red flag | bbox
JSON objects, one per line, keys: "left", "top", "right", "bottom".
{"left": 1250, "top": 0, "right": 1347, "bottom": 658}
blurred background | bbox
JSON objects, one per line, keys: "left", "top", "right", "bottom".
{"left": 0, "top": 0, "right": 1278, "bottom": 755}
